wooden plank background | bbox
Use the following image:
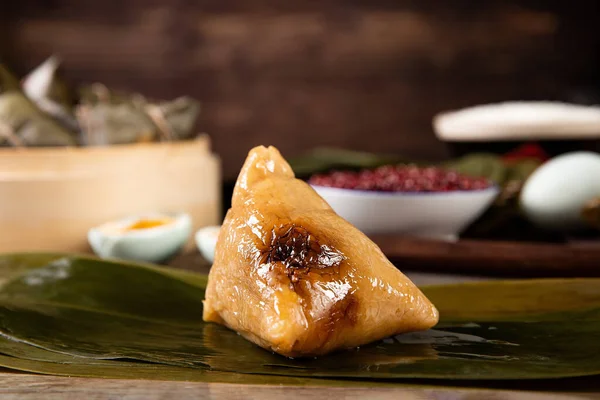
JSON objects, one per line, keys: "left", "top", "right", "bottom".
{"left": 1, "top": 0, "right": 599, "bottom": 178}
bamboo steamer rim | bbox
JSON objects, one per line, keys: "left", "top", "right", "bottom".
{"left": 0, "top": 134, "right": 210, "bottom": 156}
{"left": 0, "top": 134, "right": 213, "bottom": 181}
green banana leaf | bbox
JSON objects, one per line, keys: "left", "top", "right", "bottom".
{"left": 3, "top": 340, "right": 599, "bottom": 394}
{"left": 0, "top": 254, "right": 599, "bottom": 382}
{"left": 0, "top": 337, "right": 361, "bottom": 386}
{"left": 287, "top": 147, "right": 412, "bottom": 179}
{"left": 442, "top": 153, "right": 508, "bottom": 184}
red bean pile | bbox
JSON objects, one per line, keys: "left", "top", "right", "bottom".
{"left": 308, "top": 165, "right": 492, "bottom": 192}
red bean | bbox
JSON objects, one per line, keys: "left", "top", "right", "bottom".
{"left": 308, "top": 165, "right": 492, "bottom": 192}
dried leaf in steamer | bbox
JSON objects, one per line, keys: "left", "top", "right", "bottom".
{"left": 78, "top": 83, "right": 146, "bottom": 106}
{"left": 0, "top": 65, "right": 76, "bottom": 147}
{"left": 22, "top": 56, "right": 75, "bottom": 108}
{"left": 76, "top": 101, "right": 158, "bottom": 145}
{"left": 0, "top": 64, "right": 21, "bottom": 94}
{"left": 21, "top": 55, "right": 79, "bottom": 132}
{"left": 153, "top": 96, "right": 201, "bottom": 140}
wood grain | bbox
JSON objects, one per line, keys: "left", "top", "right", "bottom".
{"left": 169, "top": 236, "right": 600, "bottom": 279}
{"left": 0, "top": 372, "right": 596, "bottom": 400}
{"left": 166, "top": 250, "right": 498, "bottom": 286}
{"left": 373, "top": 235, "right": 600, "bottom": 277}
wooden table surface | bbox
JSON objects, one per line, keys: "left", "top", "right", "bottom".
{"left": 2, "top": 371, "right": 599, "bottom": 400}
{"left": 1, "top": 253, "right": 599, "bottom": 399}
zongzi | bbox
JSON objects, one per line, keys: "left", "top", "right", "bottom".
{"left": 78, "top": 83, "right": 143, "bottom": 106}
{"left": 76, "top": 102, "right": 157, "bottom": 145}
{"left": 77, "top": 83, "right": 201, "bottom": 144}
{"left": 0, "top": 64, "right": 21, "bottom": 94}
{"left": 203, "top": 146, "right": 439, "bottom": 357}
{"left": 153, "top": 96, "right": 200, "bottom": 140}
{"left": 21, "top": 56, "right": 79, "bottom": 132}
{"left": 0, "top": 65, "right": 76, "bottom": 147}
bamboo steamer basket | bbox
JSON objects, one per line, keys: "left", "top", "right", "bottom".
{"left": 0, "top": 135, "right": 221, "bottom": 253}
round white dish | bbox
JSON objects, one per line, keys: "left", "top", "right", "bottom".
{"left": 311, "top": 185, "right": 500, "bottom": 241}
{"left": 433, "top": 101, "right": 600, "bottom": 141}
{"left": 88, "top": 212, "right": 192, "bottom": 263}
{"left": 194, "top": 225, "right": 222, "bottom": 263}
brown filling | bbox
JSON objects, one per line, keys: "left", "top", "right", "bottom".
{"left": 263, "top": 224, "right": 344, "bottom": 283}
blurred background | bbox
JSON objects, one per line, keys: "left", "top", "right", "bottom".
{"left": 3, "top": 0, "right": 599, "bottom": 180}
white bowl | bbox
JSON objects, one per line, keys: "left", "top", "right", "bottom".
{"left": 311, "top": 185, "right": 500, "bottom": 241}
{"left": 88, "top": 212, "right": 192, "bottom": 263}
{"left": 194, "top": 225, "right": 221, "bottom": 263}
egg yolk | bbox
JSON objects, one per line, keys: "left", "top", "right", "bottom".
{"left": 124, "top": 218, "right": 173, "bottom": 231}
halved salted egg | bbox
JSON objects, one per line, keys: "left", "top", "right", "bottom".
{"left": 88, "top": 212, "right": 192, "bottom": 263}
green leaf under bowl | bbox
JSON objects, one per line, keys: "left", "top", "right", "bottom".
{"left": 0, "top": 254, "right": 599, "bottom": 382}
{"left": 442, "top": 153, "right": 508, "bottom": 184}
{"left": 287, "top": 147, "right": 410, "bottom": 178}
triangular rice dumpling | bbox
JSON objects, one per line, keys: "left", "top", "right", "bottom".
{"left": 203, "top": 146, "right": 439, "bottom": 357}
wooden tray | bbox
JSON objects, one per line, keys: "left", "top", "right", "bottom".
{"left": 371, "top": 235, "right": 600, "bottom": 277}
{"left": 169, "top": 236, "right": 600, "bottom": 279}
